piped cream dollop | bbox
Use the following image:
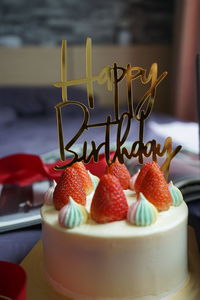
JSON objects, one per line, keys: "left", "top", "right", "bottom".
{"left": 58, "top": 197, "right": 88, "bottom": 229}
{"left": 127, "top": 193, "right": 158, "bottom": 226}
{"left": 169, "top": 181, "right": 183, "bottom": 206}
{"left": 44, "top": 180, "right": 57, "bottom": 205}
{"left": 88, "top": 171, "right": 100, "bottom": 189}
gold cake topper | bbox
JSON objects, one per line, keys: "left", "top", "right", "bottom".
{"left": 54, "top": 38, "right": 181, "bottom": 177}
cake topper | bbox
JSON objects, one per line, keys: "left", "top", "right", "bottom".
{"left": 53, "top": 38, "right": 181, "bottom": 177}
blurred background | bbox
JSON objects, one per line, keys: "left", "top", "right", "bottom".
{"left": 0, "top": 0, "right": 200, "bottom": 264}
{"left": 0, "top": 0, "right": 199, "bottom": 157}
{"left": 0, "top": 0, "right": 200, "bottom": 237}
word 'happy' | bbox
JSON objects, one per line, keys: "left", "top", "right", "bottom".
{"left": 53, "top": 38, "right": 181, "bottom": 176}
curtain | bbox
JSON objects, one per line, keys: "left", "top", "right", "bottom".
{"left": 171, "top": 0, "right": 200, "bottom": 121}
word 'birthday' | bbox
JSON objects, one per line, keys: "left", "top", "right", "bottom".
{"left": 54, "top": 38, "right": 181, "bottom": 175}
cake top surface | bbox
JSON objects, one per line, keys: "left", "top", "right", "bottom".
{"left": 41, "top": 189, "right": 188, "bottom": 238}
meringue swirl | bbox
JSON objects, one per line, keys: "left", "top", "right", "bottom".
{"left": 58, "top": 197, "right": 88, "bottom": 229}
{"left": 129, "top": 170, "right": 140, "bottom": 191}
{"left": 169, "top": 181, "right": 183, "bottom": 206}
{"left": 127, "top": 193, "right": 158, "bottom": 226}
{"left": 88, "top": 171, "right": 100, "bottom": 189}
{"left": 44, "top": 180, "right": 57, "bottom": 205}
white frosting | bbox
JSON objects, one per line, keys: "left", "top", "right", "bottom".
{"left": 41, "top": 189, "right": 188, "bottom": 300}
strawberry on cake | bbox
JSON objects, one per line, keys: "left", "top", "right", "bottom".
{"left": 91, "top": 174, "right": 128, "bottom": 224}
{"left": 41, "top": 160, "right": 188, "bottom": 300}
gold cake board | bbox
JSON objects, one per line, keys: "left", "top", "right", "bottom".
{"left": 21, "top": 227, "right": 200, "bottom": 300}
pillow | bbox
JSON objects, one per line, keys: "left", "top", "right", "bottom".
{"left": 37, "top": 86, "right": 92, "bottom": 116}
{"left": 0, "top": 87, "right": 95, "bottom": 117}
{"left": 0, "top": 106, "right": 17, "bottom": 126}
{"left": 0, "top": 87, "right": 44, "bottom": 116}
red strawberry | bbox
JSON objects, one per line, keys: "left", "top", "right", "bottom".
{"left": 91, "top": 174, "right": 128, "bottom": 223}
{"left": 134, "top": 161, "right": 156, "bottom": 192}
{"left": 72, "top": 162, "right": 93, "bottom": 195}
{"left": 53, "top": 167, "right": 86, "bottom": 210}
{"left": 136, "top": 162, "right": 172, "bottom": 211}
{"left": 105, "top": 159, "right": 131, "bottom": 189}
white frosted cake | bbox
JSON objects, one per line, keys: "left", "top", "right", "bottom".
{"left": 41, "top": 161, "right": 188, "bottom": 300}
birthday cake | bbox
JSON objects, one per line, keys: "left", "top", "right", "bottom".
{"left": 41, "top": 160, "right": 188, "bottom": 300}
{"left": 41, "top": 38, "right": 188, "bottom": 300}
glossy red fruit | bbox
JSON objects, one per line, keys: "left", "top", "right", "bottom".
{"left": 72, "top": 161, "right": 93, "bottom": 195}
{"left": 136, "top": 162, "right": 172, "bottom": 211}
{"left": 134, "top": 161, "right": 156, "bottom": 192}
{"left": 91, "top": 174, "right": 128, "bottom": 223}
{"left": 53, "top": 167, "right": 86, "bottom": 210}
{"left": 105, "top": 159, "right": 131, "bottom": 189}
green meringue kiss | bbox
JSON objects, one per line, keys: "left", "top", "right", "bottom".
{"left": 127, "top": 193, "right": 158, "bottom": 226}
{"left": 58, "top": 197, "right": 88, "bottom": 229}
{"left": 169, "top": 181, "right": 183, "bottom": 206}
{"left": 88, "top": 171, "right": 100, "bottom": 189}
